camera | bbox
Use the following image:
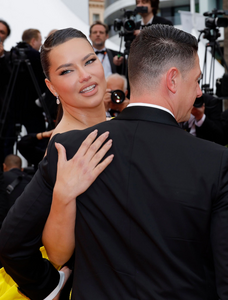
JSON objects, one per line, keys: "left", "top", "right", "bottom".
{"left": 114, "top": 7, "right": 147, "bottom": 33}
{"left": 110, "top": 90, "right": 125, "bottom": 104}
{"left": 204, "top": 9, "right": 228, "bottom": 29}
{"left": 114, "top": 6, "right": 148, "bottom": 54}
{"left": 193, "top": 96, "right": 204, "bottom": 108}
{"left": 199, "top": 9, "right": 228, "bottom": 42}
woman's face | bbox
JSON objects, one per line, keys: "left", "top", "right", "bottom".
{"left": 46, "top": 38, "right": 106, "bottom": 112}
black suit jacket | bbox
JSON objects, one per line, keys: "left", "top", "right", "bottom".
{"left": 106, "top": 48, "right": 123, "bottom": 75}
{"left": 194, "top": 94, "right": 224, "bottom": 144}
{"left": 0, "top": 169, "right": 8, "bottom": 230}
{"left": 1, "top": 106, "right": 228, "bottom": 299}
{"left": 3, "top": 168, "right": 32, "bottom": 208}
{"left": 0, "top": 50, "right": 11, "bottom": 106}
{"left": 136, "top": 15, "right": 173, "bottom": 29}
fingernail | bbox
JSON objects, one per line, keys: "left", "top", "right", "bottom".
{"left": 103, "top": 131, "right": 110, "bottom": 137}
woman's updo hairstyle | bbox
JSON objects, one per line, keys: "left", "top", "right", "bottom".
{"left": 41, "top": 28, "right": 91, "bottom": 80}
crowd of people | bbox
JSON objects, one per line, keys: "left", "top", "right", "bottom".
{"left": 1, "top": 0, "right": 228, "bottom": 299}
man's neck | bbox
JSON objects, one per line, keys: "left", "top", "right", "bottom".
{"left": 93, "top": 44, "right": 105, "bottom": 51}
{"left": 142, "top": 13, "right": 154, "bottom": 25}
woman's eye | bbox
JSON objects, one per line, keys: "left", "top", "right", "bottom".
{"left": 85, "top": 58, "right": 96, "bottom": 66}
{"left": 60, "top": 70, "right": 72, "bottom": 75}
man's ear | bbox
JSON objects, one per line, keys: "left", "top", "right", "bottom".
{"left": 3, "top": 163, "right": 7, "bottom": 172}
{"left": 45, "top": 78, "right": 57, "bottom": 97}
{"left": 166, "top": 67, "right": 179, "bottom": 94}
{"left": 29, "top": 37, "right": 36, "bottom": 48}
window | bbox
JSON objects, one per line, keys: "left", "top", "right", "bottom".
{"left": 93, "top": 14, "right": 100, "bottom": 22}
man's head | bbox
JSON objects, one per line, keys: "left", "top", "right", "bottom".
{"left": 128, "top": 24, "right": 202, "bottom": 122}
{"left": 136, "top": 0, "right": 159, "bottom": 17}
{"left": 22, "top": 29, "right": 42, "bottom": 51}
{"left": 0, "top": 20, "right": 11, "bottom": 43}
{"left": 104, "top": 74, "right": 129, "bottom": 112}
{"left": 106, "top": 74, "right": 128, "bottom": 94}
{"left": 3, "top": 154, "right": 22, "bottom": 172}
{"left": 89, "top": 21, "right": 109, "bottom": 50}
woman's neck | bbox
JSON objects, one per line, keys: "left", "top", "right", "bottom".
{"left": 55, "top": 104, "right": 106, "bottom": 134}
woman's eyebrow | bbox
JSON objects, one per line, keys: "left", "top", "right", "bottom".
{"left": 55, "top": 53, "right": 95, "bottom": 72}
{"left": 82, "top": 53, "right": 95, "bottom": 62}
{"left": 55, "top": 63, "right": 73, "bottom": 72}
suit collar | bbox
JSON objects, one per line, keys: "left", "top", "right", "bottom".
{"left": 113, "top": 106, "right": 180, "bottom": 128}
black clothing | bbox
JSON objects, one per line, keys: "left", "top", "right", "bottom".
{"left": 17, "top": 133, "right": 49, "bottom": 167}
{"left": 135, "top": 15, "right": 173, "bottom": 30}
{"left": 195, "top": 94, "right": 224, "bottom": 144}
{"left": 2, "top": 43, "right": 46, "bottom": 159}
{"left": 0, "top": 169, "right": 8, "bottom": 229}
{"left": 4, "top": 168, "right": 32, "bottom": 208}
{"left": 0, "top": 106, "right": 228, "bottom": 299}
{"left": 106, "top": 48, "right": 123, "bottom": 75}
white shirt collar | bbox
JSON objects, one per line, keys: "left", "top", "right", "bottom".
{"left": 127, "top": 103, "right": 175, "bottom": 118}
{"left": 93, "top": 47, "right": 106, "bottom": 52}
{"left": 141, "top": 16, "right": 154, "bottom": 26}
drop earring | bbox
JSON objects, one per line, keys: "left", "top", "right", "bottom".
{"left": 56, "top": 95, "right": 60, "bottom": 104}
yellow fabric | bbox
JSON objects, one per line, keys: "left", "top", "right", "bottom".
{"left": 0, "top": 246, "right": 61, "bottom": 300}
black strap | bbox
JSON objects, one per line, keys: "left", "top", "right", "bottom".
{"left": 6, "top": 174, "right": 24, "bottom": 194}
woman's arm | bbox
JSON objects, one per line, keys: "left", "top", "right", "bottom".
{"left": 42, "top": 130, "right": 114, "bottom": 266}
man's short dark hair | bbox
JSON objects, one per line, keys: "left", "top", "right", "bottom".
{"left": 22, "top": 29, "right": 40, "bottom": 44}
{"left": 136, "top": 0, "right": 159, "bottom": 15}
{"left": 89, "top": 21, "right": 109, "bottom": 35}
{"left": 128, "top": 24, "right": 198, "bottom": 90}
{"left": 4, "top": 154, "right": 21, "bottom": 170}
{"left": 0, "top": 19, "right": 11, "bottom": 37}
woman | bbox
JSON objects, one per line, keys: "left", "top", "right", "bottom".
{"left": 0, "top": 28, "right": 114, "bottom": 300}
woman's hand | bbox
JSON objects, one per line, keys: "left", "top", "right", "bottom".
{"left": 54, "top": 129, "right": 114, "bottom": 203}
{"left": 42, "top": 130, "right": 114, "bottom": 265}
{"left": 53, "top": 266, "right": 72, "bottom": 300}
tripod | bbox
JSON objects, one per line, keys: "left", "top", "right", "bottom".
{"left": 0, "top": 45, "right": 54, "bottom": 155}
{"left": 199, "top": 28, "right": 228, "bottom": 95}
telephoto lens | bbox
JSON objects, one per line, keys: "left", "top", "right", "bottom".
{"left": 110, "top": 90, "right": 125, "bottom": 104}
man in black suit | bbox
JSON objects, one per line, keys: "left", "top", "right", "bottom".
{"left": 1, "top": 25, "right": 228, "bottom": 300}
{"left": 3, "top": 28, "right": 46, "bottom": 159}
{"left": 0, "top": 19, "right": 11, "bottom": 104}
{"left": 182, "top": 93, "right": 225, "bottom": 145}
{"left": 3, "top": 154, "right": 32, "bottom": 209}
{"left": 135, "top": 0, "right": 173, "bottom": 34}
{"left": 0, "top": 19, "right": 11, "bottom": 166}
{"left": 89, "top": 21, "right": 123, "bottom": 77}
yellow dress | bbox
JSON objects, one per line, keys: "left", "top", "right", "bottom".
{"left": 0, "top": 247, "right": 61, "bottom": 299}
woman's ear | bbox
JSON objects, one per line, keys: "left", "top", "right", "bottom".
{"left": 45, "top": 78, "right": 57, "bottom": 97}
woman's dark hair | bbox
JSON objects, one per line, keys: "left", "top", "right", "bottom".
{"left": 40, "top": 28, "right": 91, "bottom": 80}
{"left": 0, "top": 19, "right": 11, "bottom": 37}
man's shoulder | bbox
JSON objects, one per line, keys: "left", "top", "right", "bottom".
{"left": 153, "top": 15, "right": 173, "bottom": 26}
{"left": 106, "top": 48, "right": 121, "bottom": 56}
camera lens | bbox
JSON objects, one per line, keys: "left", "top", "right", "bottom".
{"left": 124, "top": 19, "right": 135, "bottom": 32}
{"left": 111, "top": 90, "right": 125, "bottom": 104}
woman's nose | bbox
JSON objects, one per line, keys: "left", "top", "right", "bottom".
{"left": 78, "top": 67, "right": 91, "bottom": 83}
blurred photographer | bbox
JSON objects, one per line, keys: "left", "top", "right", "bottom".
{"left": 89, "top": 21, "right": 124, "bottom": 77}
{"left": 134, "top": 0, "right": 173, "bottom": 36}
{"left": 103, "top": 73, "right": 129, "bottom": 118}
{"left": 0, "top": 19, "right": 11, "bottom": 101}
{"left": 3, "top": 28, "right": 47, "bottom": 159}
{"left": 182, "top": 93, "right": 224, "bottom": 144}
